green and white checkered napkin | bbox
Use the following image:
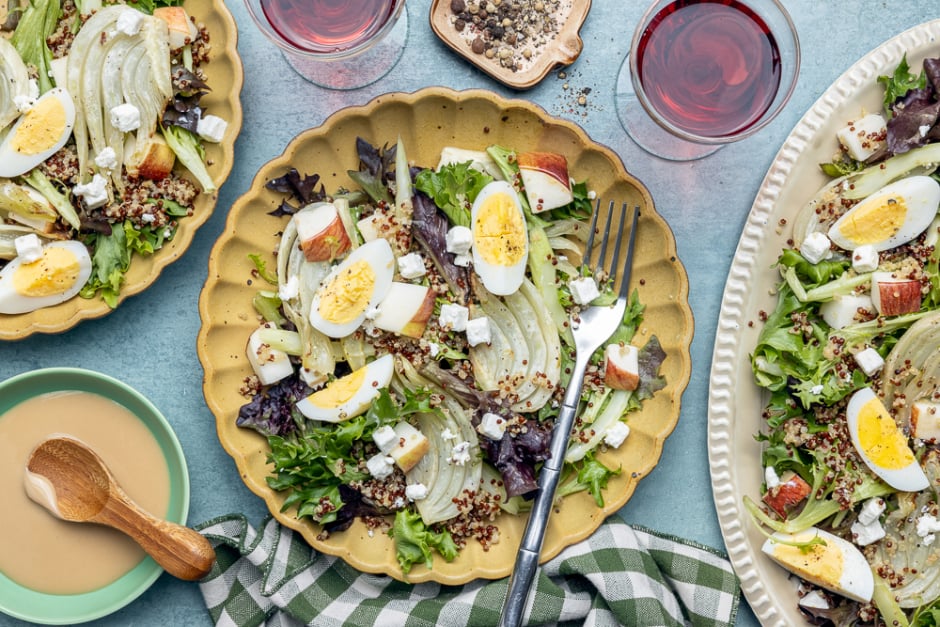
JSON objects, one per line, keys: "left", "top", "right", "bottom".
{"left": 195, "top": 514, "right": 740, "bottom": 627}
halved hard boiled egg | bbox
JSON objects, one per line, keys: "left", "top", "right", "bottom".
{"left": 0, "top": 88, "right": 76, "bottom": 178}
{"left": 0, "top": 240, "right": 91, "bottom": 313}
{"left": 308, "top": 238, "right": 395, "bottom": 338}
{"left": 846, "top": 386, "right": 929, "bottom": 492}
{"left": 762, "top": 527, "right": 874, "bottom": 603}
{"left": 471, "top": 180, "right": 529, "bottom": 296}
{"left": 828, "top": 176, "right": 940, "bottom": 251}
{"left": 295, "top": 354, "right": 394, "bottom": 422}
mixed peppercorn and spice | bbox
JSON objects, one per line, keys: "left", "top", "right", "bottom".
{"left": 237, "top": 138, "right": 666, "bottom": 574}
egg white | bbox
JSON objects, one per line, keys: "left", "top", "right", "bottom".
{"left": 0, "top": 240, "right": 92, "bottom": 314}
{"left": 471, "top": 180, "right": 529, "bottom": 296}
{"left": 846, "top": 386, "right": 929, "bottom": 492}
{"left": 295, "top": 354, "right": 394, "bottom": 422}
{"left": 828, "top": 176, "right": 940, "bottom": 251}
{"left": 308, "top": 238, "right": 395, "bottom": 338}
{"left": 762, "top": 527, "right": 874, "bottom": 603}
{"left": 0, "top": 88, "right": 76, "bottom": 178}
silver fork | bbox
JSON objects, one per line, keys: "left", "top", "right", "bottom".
{"left": 498, "top": 201, "right": 641, "bottom": 627}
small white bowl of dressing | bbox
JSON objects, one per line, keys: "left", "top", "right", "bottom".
{"left": 0, "top": 367, "right": 191, "bottom": 625}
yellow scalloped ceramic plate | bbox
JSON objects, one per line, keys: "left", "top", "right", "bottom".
{"left": 198, "top": 87, "right": 692, "bottom": 584}
{"left": 0, "top": 0, "right": 243, "bottom": 340}
{"left": 708, "top": 19, "right": 940, "bottom": 627}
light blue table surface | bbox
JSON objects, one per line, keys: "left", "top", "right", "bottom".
{"left": 2, "top": 1, "right": 939, "bottom": 625}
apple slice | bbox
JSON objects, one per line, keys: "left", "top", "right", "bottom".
{"left": 125, "top": 134, "right": 176, "bottom": 181}
{"left": 517, "top": 151, "right": 574, "bottom": 213}
{"left": 153, "top": 6, "right": 198, "bottom": 50}
{"left": 294, "top": 202, "right": 352, "bottom": 262}
{"left": 604, "top": 343, "right": 639, "bottom": 391}
{"left": 762, "top": 470, "right": 811, "bottom": 518}
{"left": 912, "top": 400, "right": 940, "bottom": 442}
{"left": 871, "top": 272, "right": 922, "bottom": 316}
{"left": 389, "top": 421, "right": 430, "bottom": 473}
{"left": 372, "top": 282, "right": 435, "bottom": 338}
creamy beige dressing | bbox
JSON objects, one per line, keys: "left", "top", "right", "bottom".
{"left": 0, "top": 391, "right": 171, "bottom": 594}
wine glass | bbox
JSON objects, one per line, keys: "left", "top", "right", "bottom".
{"left": 616, "top": 0, "right": 800, "bottom": 161}
{"left": 243, "top": 0, "right": 409, "bottom": 90}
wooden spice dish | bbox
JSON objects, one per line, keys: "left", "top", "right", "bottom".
{"left": 429, "top": 0, "right": 591, "bottom": 90}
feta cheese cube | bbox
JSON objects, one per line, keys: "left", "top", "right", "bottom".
{"left": 372, "top": 425, "right": 397, "bottom": 454}
{"left": 912, "top": 400, "right": 940, "bottom": 441}
{"left": 439, "top": 303, "right": 469, "bottom": 332}
{"left": 278, "top": 275, "right": 300, "bottom": 301}
{"left": 854, "top": 347, "right": 884, "bottom": 377}
{"left": 427, "top": 341, "right": 441, "bottom": 358}
{"left": 465, "top": 316, "right": 491, "bottom": 347}
{"left": 568, "top": 276, "right": 600, "bottom": 305}
{"left": 800, "top": 232, "right": 831, "bottom": 264}
{"left": 14, "top": 234, "right": 43, "bottom": 263}
{"left": 73, "top": 174, "right": 110, "bottom": 210}
{"left": 197, "top": 114, "right": 228, "bottom": 143}
{"left": 405, "top": 482, "right": 429, "bottom": 501}
{"left": 851, "top": 244, "right": 879, "bottom": 273}
{"left": 366, "top": 453, "right": 395, "bottom": 480}
{"left": 478, "top": 412, "right": 507, "bottom": 440}
{"left": 299, "top": 366, "right": 328, "bottom": 388}
{"left": 445, "top": 226, "right": 473, "bottom": 255}
{"left": 356, "top": 214, "right": 381, "bottom": 242}
{"left": 397, "top": 252, "right": 426, "bottom": 279}
{"left": 603, "top": 421, "right": 630, "bottom": 449}
{"left": 449, "top": 441, "right": 472, "bottom": 466}
{"left": 116, "top": 8, "right": 144, "bottom": 35}
{"left": 453, "top": 253, "right": 472, "bottom": 267}
{"left": 836, "top": 113, "right": 887, "bottom": 161}
{"left": 798, "top": 590, "right": 829, "bottom": 610}
{"left": 109, "top": 103, "right": 141, "bottom": 132}
{"left": 857, "top": 498, "right": 886, "bottom": 525}
{"left": 94, "top": 147, "right": 119, "bottom": 171}
{"left": 764, "top": 466, "right": 781, "bottom": 489}
{"left": 851, "top": 518, "right": 885, "bottom": 546}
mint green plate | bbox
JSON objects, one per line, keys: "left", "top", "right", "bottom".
{"left": 0, "top": 368, "right": 190, "bottom": 625}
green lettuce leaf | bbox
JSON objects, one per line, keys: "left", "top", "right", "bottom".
{"left": 391, "top": 509, "right": 458, "bottom": 574}
{"left": 413, "top": 161, "right": 492, "bottom": 227}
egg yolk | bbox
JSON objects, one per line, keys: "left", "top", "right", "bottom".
{"left": 473, "top": 193, "right": 526, "bottom": 266}
{"left": 771, "top": 541, "right": 843, "bottom": 590}
{"left": 837, "top": 195, "right": 907, "bottom": 245}
{"left": 11, "top": 96, "right": 67, "bottom": 156}
{"left": 317, "top": 259, "right": 375, "bottom": 324}
{"left": 307, "top": 367, "right": 366, "bottom": 409}
{"left": 856, "top": 395, "right": 916, "bottom": 470}
{"left": 13, "top": 247, "right": 80, "bottom": 297}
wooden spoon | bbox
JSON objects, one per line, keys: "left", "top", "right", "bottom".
{"left": 25, "top": 435, "right": 215, "bottom": 581}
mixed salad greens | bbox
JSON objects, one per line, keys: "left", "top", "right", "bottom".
{"left": 0, "top": 0, "right": 221, "bottom": 311}
{"left": 237, "top": 138, "right": 666, "bottom": 574}
{"left": 748, "top": 55, "right": 940, "bottom": 625}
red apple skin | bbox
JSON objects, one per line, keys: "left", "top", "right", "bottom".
{"left": 605, "top": 358, "right": 639, "bottom": 391}
{"left": 762, "top": 470, "right": 812, "bottom": 518}
{"left": 300, "top": 215, "right": 351, "bottom": 262}
{"left": 517, "top": 151, "right": 574, "bottom": 212}
{"left": 876, "top": 280, "right": 922, "bottom": 316}
{"left": 517, "top": 152, "right": 569, "bottom": 183}
{"left": 399, "top": 287, "right": 436, "bottom": 339}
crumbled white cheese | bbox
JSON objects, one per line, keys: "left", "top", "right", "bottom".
{"left": 73, "top": 174, "right": 110, "bottom": 210}
{"left": 800, "top": 232, "right": 832, "bottom": 265}
{"left": 364, "top": 304, "right": 381, "bottom": 320}
{"left": 453, "top": 253, "right": 472, "bottom": 267}
{"left": 568, "top": 276, "right": 600, "bottom": 305}
{"left": 851, "top": 518, "right": 885, "bottom": 546}
{"left": 810, "top": 384, "right": 824, "bottom": 395}
{"left": 366, "top": 453, "right": 395, "bottom": 479}
{"left": 397, "top": 252, "right": 426, "bottom": 279}
{"left": 587, "top": 189, "right": 597, "bottom": 200}
{"left": 449, "top": 441, "right": 471, "bottom": 466}
{"left": 603, "top": 421, "right": 630, "bottom": 449}
{"left": 196, "top": 114, "right": 228, "bottom": 143}
{"left": 140, "top": 213, "right": 156, "bottom": 223}
{"left": 478, "top": 412, "right": 507, "bottom": 440}
{"left": 852, "top": 244, "right": 879, "bottom": 273}
{"left": 439, "top": 303, "right": 469, "bottom": 332}
{"left": 427, "top": 341, "right": 441, "bottom": 358}
{"left": 764, "top": 466, "right": 781, "bottom": 489}
{"left": 440, "top": 428, "right": 458, "bottom": 441}
{"left": 372, "top": 425, "right": 397, "bottom": 454}
{"left": 858, "top": 498, "right": 886, "bottom": 525}
{"left": 445, "top": 226, "right": 473, "bottom": 255}
{"left": 278, "top": 275, "right": 300, "bottom": 301}
{"left": 14, "top": 234, "right": 43, "bottom": 263}
{"left": 405, "top": 483, "right": 429, "bottom": 501}
{"left": 465, "top": 316, "right": 491, "bottom": 347}
{"left": 917, "top": 513, "right": 940, "bottom": 538}
{"left": 854, "top": 347, "right": 884, "bottom": 377}
{"left": 116, "top": 8, "right": 144, "bottom": 35}
{"left": 109, "top": 103, "right": 141, "bottom": 132}
{"left": 94, "top": 147, "right": 119, "bottom": 171}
